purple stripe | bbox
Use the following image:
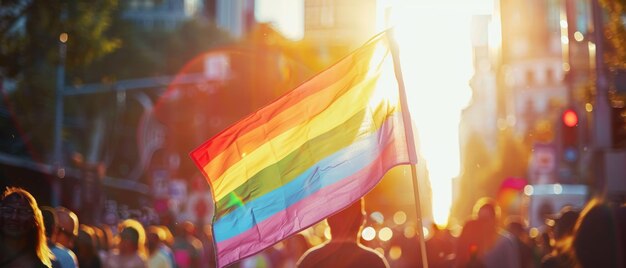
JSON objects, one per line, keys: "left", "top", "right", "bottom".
{"left": 214, "top": 134, "right": 410, "bottom": 267}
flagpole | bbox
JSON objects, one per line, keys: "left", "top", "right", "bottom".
{"left": 387, "top": 29, "right": 429, "bottom": 268}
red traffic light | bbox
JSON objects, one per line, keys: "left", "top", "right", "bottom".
{"left": 562, "top": 109, "right": 578, "bottom": 127}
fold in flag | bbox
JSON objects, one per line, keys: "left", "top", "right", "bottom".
{"left": 190, "top": 30, "right": 417, "bottom": 268}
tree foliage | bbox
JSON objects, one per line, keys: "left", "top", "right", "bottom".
{"left": 0, "top": 0, "right": 120, "bottom": 162}
{"left": 1, "top": 0, "right": 120, "bottom": 78}
{"left": 600, "top": 0, "right": 626, "bottom": 69}
{"left": 74, "top": 17, "right": 233, "bottom": 83}
{"left": 0, "top": 0, "right": 234, "bottom": 164}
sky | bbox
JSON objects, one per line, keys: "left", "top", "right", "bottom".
{"left": 255, "top": 0, "right": 305, "bottom": 40}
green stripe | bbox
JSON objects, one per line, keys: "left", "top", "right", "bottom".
{"left": 215, "top": 108, "right": 374, "bottom": 220}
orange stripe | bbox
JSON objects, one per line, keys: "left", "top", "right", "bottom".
{"left": 190, "top": 41, "right": 381, "bottom": 179}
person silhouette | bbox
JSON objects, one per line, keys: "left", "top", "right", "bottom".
{"left": 572, "top": 199, "right": 623, "bottom": 268}
{"left": 457, "top": 197, "right": 520, "bottom": 268}
{"left": 41, "top": 206, "right": 79, "bottom": 268}
{"left": 54, "top": 206, "right": 79, "bottom": 251}
{"left": 475, "top": 198, "right": 520, "bottom": 268}
{"left": 0, "top": 187, "right": 53, "bottom": 267}
{"left": 296, "top": 198, "right": 389, "bottom": 268}
{"left": 106, "top": 219, "right": 148, "bottom": 268}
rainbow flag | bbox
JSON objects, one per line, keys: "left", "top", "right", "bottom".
{"left": 190, "top": 31, "right": 417, "bottom": 267}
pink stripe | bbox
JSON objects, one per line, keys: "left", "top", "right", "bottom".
{"left": 214, "top": 135, "right": 410, "bottom": 267}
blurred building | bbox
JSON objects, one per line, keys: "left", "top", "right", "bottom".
{"left": 214, "top": 0, "right": 255, "bottom": 38}
{"left": 491, "top": 0, "right": 593, "bottom": 186}
{"left": 499, "top": 0, "right": 563, "bottom": 134}
{"left": 303, "top": 0, "right": 378, "bottom": 64}
{"left": 492, "top": 0, "right": 599, "bottom": 226}
{"left": 122, "top": 0, "right": 204, "bottom": 30}
{"left": 497, "top": 0, "right": 590, "bottom": 135}
{"left": 460, "top": 14, "right": 499, "bottom": 152}
{"left": 122, "top": 0, "right": 255, "bottom": 38}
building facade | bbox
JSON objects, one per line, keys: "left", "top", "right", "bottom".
{"left": 303, "top": 0, "right": 377, "bottom": 64}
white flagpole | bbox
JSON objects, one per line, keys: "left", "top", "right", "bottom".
{"left": 387, "top": 28, "right": 429, "bottom": 268}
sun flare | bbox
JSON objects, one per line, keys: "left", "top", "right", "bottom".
{"left": 382, "top": 0, "right": 488, "bottom": 226}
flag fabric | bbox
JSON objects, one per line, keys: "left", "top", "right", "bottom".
{"left": 190, "top": 30, "right": 417, "bottom": 268}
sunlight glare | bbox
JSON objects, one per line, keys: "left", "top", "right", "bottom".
{"left": 368, "top": 43, "right": 400, "bottom": 109}
{"left": 384, "top": 0, "right": 481, "bottom": 226}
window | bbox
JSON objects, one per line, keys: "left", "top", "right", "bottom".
{"left": 526, "top": 70, "right": 535, "bottom": 86}
{"left": 546, "top": 68, "right": 554, "bottom": 85}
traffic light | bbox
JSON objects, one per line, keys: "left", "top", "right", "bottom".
{"left": 560, "top": 108, "right": 579, "bottom": 164}
{"left": 558, "top": 108, "right": 581, "bottom": 183}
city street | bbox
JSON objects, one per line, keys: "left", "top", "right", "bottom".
{"left": 0, "top": 0, "right": 625, "bottom": 267}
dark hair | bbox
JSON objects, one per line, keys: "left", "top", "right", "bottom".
{"left": 573, "top": 198, "right": 620, "bottom": 268}
{"left": 120, "top": 226, "right": 140, "bottom": 243}
{"left": 41, "top": 206, "right": 57, "bottom": 238}
{"left": 553, "top": 208, "right": 579, "bottom": 240}
{"left": 118, "top": 219, "right": 147, "bottom": 259}
{"left": 327, "top": 198, "right": 365, "bottom": 239}
{"left": 473, "top": 197, "right": 500, "bottom": 220}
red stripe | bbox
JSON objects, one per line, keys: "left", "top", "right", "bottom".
{"left": 190, "top": 41, "right": 381, "bottom": 171}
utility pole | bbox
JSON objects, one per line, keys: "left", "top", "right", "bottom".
{"left": 53, "top": 26, "right": 68, "bottom": 207}
{"left": 564, "top": 0, "right": 576, "bottom": 106}
{"left": 591, "top": 0, "right": 611, "bottom": 194}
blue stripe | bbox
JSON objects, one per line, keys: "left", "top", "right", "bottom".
{"left": 213, "top": 113, "right": 403, "bottom": 242}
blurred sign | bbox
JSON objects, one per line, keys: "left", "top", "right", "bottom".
{"left": 168, "top": 179, "right": 187, "bottom": 215}
{"left": 169, "top": 179, "right": 187, "bottom": 200}
{"left": 525, "top": 184, "right": 588, "bottom": 228}
{"left": 152, "top": 170, "right": 169, "bottom": 198}
{"left": 204, "top": 54, "right": 230, "bottom": 80}
{"left": 497, "top": 177, "right": 527, "bottom": 214}
{"left": 530, "top": 143, "right": 556, "bottom": 184}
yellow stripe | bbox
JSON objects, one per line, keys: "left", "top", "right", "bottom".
{"left": 201, "top": 52, "right": 374, "bottom": 182}
{"left": 208, "top": 63, "right": 397, "bottom": 201}
{"left": 203, "top": 42, "right": 378, "bottom": 184}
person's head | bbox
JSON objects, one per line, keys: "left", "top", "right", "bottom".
{"left": 146, "top": 225, "right": 166, "bottom": 253}
{"left": 473, "top": 197, "right": 500, "bottom": 229}
{"left": 573, "top": 199, "right": 621, "bottom": 268}
{"left": 55, "top": 206, "right": 79, "bottom": 249}
{"left": 96, "top": 224, "right": 114, "bottom": 252}
{"left": 175, "top": 220, "right": 196, "bottom": 237}
{"left": 473, "top": 197, "right": 499, "bottom": 219}
{"left": 76, "top": 225, "right": 98, "bottom": 259}
{"left": 1, "top": 187, "right": 52, "bottom": 266}
{"left": 40, "top": 206, "right": 58, "bottom": 239}
{"left": 90, "top": 225, "right": 104, "bottom": 251}
{"left": 552, "top": 206, "right": 579, "bottom": 241}
{"left": 327, "top": 198, "right": 366, "bottom": 240}
{"left": 118, "top": 219, "right": 147, "bottom": 259}
{"left": 505, "top": 215, "right": 526, "bottom": 238}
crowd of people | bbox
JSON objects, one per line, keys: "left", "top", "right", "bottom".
{"left": 0, "top": 187, "right": 213, "bottom": 268}
{"left": 252, "top": 195, "right": 625, "bottom": 268}
{"left": 1, "top": 185, "right": 624, "bottom": 267}
{"left": 420, "top": 196, "right": 626, "bottom": 268}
